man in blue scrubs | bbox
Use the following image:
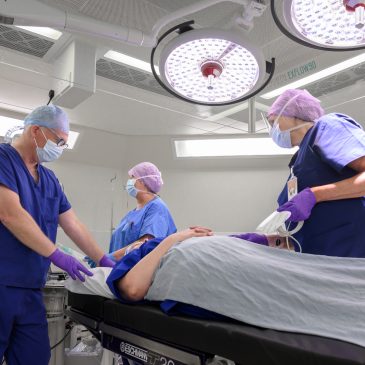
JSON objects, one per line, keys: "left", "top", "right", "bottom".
{"left": 107, "top": 162, "right": 176, "bottom": 262}
{"left": 266, "top": 89, "right": 365, "bottom": 257}
{"left": 0, "top": 105, "right": 114, "bottom": 365}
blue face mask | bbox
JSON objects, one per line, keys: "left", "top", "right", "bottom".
{"left": 270, "top": 120, "right": 312, "bottom": 149}
{"left": 269, "top": 93, "right": 312, "bottom": 149}
{"left": 125, "top": 175, "right": 161, "bottom": 198}
{"left": 35, "top": 130, "right": 64, "bottom": 163}
{"left": 126, "top": 179, "right": 138, "bottom": 198}
{"left": 270, "top": 123, "right": 292, "bottom": 148}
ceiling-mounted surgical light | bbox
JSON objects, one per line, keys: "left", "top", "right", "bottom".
{"left": 151, "top": 21, "right": 275, "bottom": 106}
{"left": 271, "top": 0, "right": 365, "bottom": 51}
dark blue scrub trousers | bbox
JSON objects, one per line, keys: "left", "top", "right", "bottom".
{"left": 0, "top": 285, "right": 50, "bottom": 365}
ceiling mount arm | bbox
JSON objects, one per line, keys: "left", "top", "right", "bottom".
{"left": 150, "top": 0, "right": 250, "bottom": 43}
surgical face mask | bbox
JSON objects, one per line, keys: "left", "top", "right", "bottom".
{"left": 35, "top": 129, "right": 64, "bottom": 163}
{"left": 125, "top": 175, "right": 161, "bottom": 198}
{"left": 269, "top": 120, "right": 308, "bottom": 148}
{"left": 269, "top": 93, "right": 312, "bottom": 148}
{"left": 126, "top": 178, "right": 138, "bottom": 198}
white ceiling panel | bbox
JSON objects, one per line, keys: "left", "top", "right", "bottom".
{"left": 0, "top": 0, "right": 364, "bottom": 137}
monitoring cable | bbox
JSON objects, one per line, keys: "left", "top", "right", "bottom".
{"left": 50, "top": 322, "right": 73, "bottom": 351}
{"left": 47, "top": 89, "right": 55, "bottom": 105}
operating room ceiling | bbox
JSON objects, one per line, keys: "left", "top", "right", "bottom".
{"left": 0, "top": 0, "right": 365, "bottom": 136}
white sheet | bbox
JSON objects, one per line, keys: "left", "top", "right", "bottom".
{"left": 65, "top": 267, "right": 114, "bottom": 299}
{"left": 146, "top": 236, "right": 365, "bottom": 347}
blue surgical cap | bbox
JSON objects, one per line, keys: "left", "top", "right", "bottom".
{"left": 24, "top": 105, "right": 69, "bottom": 133}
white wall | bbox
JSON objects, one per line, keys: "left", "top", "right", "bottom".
{"left": 160, "top": 168, "right": 288, "bottom": 232}
{"left": 50, "top": 160, "right": 127, "bottom": 253}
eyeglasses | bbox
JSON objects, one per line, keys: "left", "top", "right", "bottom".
{"left": 43, "top": 128, "right": 68, "bottom": 148}
{"left": 261, "top": 112, "right": 274, "bottom": 131}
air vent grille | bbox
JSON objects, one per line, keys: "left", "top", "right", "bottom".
{"left": 0, "top": 25, "right": 54, "bottom": 58}
{"left": 96, "top": 59, "right": 170, "bottom": 97}
{"left": 307, "top": 63, "right": 365, "bottom": 97}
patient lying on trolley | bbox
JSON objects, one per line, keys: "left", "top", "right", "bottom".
{"left": 108, "top": 228, "right": 365, "bottom": 348}
{"left": 67, "top": 226, "right": 365, "bottom": 347}
{"left": 108, "top": 227, "right": 292, "bottom": 302}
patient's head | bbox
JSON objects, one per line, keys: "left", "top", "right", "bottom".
{"left": 266, "top": 235, "right": 294, "bottom": 250}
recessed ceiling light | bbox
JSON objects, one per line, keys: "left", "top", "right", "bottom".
{"left": 174, "top": 137, "right": 297, "bottom": 158}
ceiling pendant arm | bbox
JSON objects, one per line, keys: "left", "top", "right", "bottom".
{"left": 150, "top": 0, "right": 251, "bottom": 43}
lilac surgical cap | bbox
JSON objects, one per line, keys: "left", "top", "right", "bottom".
{"left": 24, "top": 105, "right": 69, "bottom": 133}
{"left": 268, "top": 89, "right": 324, "bottom": 122}
{"left": 129, "top": 162, "right": 163, "bottom": 193}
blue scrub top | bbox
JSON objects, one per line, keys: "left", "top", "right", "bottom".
{"left": 109, "top": 197, "right": 176, "bottom": 252}
{"left": 107, "top": 238, "right": 225, "bottom": 320}
{"left": 278, "top": 113, "right": 365, "bottom": 257}
{"left": 0, "top": 144, "right": 71, "bottom": 288}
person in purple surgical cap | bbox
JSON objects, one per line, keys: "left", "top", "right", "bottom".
{"left": 87, "top": 162, "right": 177, "bottom": 266}
{"left": 263, "top": 88, "right": 365, "bottom": 258}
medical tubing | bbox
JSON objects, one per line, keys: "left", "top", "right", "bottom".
{"left": 282, "top": 221, "right": 302, "bottom": 253}
{"left": 289, "top": 234, "right": 302, "bottom": 253}
{"left": 50, "top": 324, "right": 73, "bottom": 350}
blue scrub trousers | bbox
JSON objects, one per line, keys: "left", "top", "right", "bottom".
{"left": 0, "top": 285, "right": 50, "bottom": 365}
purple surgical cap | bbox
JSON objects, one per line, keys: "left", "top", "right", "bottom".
{"left": 268, "top": 89, "right": 324, "bottom": 122}
{"left": 24, "top": 105, "right": 69, "bottom": 133}
{"left": 129, "top": 162, "right": 163, "bottom": 193}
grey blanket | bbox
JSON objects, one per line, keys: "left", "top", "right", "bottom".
{"left": 145, "top": 236, "right": 365, "bottom": 347}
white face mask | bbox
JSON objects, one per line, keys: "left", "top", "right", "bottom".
{"left": 35, "top": 129, "right": 64, "bottom": 163}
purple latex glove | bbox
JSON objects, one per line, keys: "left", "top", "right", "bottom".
{"left": 277, "top": 187, "right": 316, "bottom": 222}
{"left": 99, "top": 254, "right": 116, "bottom": 267}
{"left": 230, "top": 233, "right": 268, "bottom": 245}
{"left": 49, "top": 249, "right": 93, "bottom": 281}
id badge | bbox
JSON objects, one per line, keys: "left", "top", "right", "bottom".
{"left": 287, "top": 176, "right": 298, "bottom": 200}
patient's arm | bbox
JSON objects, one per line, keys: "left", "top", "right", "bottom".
{"left": 110, "top": 234, "right": 154, "bottom": 261}
{"left": 117, "top": 227, "right": 212, "bottom": 301}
